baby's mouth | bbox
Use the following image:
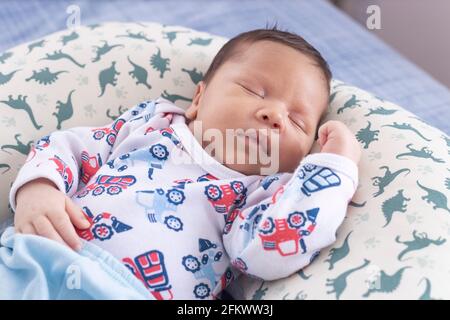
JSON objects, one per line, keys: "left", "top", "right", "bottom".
{"left": 236, "top": 131, "right": 271, "bottom": 156}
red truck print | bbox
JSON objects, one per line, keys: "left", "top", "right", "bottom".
{"left": 76, "top": 174, "right": 137, "bottom": 198}
{"left": 123, "top": 250, "right": 173, "bottom": 300}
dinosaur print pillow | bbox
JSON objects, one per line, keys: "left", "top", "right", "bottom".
{"left": 1, "top": 21, "right": 449, "bottom": 300}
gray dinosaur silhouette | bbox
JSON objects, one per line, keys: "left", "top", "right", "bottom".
{"left": 127, "top": 56, "right": 152, "bottom": 89}
{"left": 60, "top": 31, "right": 79, "bottom": 46}
{"left": 92, "top": 40, "right": 124, "bottom": 63}
{"left": 106, "top": 106, "right": 127, "bottom": 121}
{"left": 0, "top": 51, "right": 13, "bottom": 64}
{"left": 328, "top": 91, "right": 339, "bottom": 104}
{"left": 181, "top": 67, "right": 203, "bottom": 84}
{"left": 396, "top": 230, "right": 446, "bottom": 261}
{"left": 396, "top": 143, "right": 444, "bottom": 163}
{"left": 161, "top": 90, "right": 192, "bottom": 103}
{"left": 356, "top": 121, "right": 379, "bottom": 149}
{"left": 0, "top": 163, "right": 11, "bottom": 174}
{"left": 363, "top": 266, "right": 411, "bottom": 297}
{"left": 0, "top": 70, "right": 20, "bottom": 85}
{"left": 187, "top": 37, "right": 212, "bottom": 46}
{"left": 116, "top": 30, "right": 154, "bottom": 42}
{"left": 282, "top": 290, "right": 307, "bottom": 300}
{"left": 40, "top": 50, "right": 85, "bottom": 68}
{"left": 418, "top": 277, "right": 438, "bottom": 300}
{"left": 364, "top": 106, "right": 398, "bottom": 116}
{"left": 337, "top": 95, "right": 367, "bottom": 114}
{"left": 382, "top": 122, "right": 431, "bottom": 142}
{"left": 326, "top": 259, "right": 370, "bottom": 300}
{"left": 162, "top": 30, "right": 189, "bottom": 44}
{"left": 53, "top": 90, "right": 75, "bottom": 129}
{"left": 416, "top": 180, "right": 450, "bottom": 213}
{"left": 0, "top": 95, "right": 42, "bottom": 129}
{"left": 325, "top": 231, "right": 353, "bottom": 270}
{"left": 27, "top": 39, "right": 46, "bottom": 54}
{"left": 297, "top": 269, "right": 312, "bottom": 280}
{"left": 98, "top": 61, "right": 120, "bottom": 97}
{"left": 1, "top": 134, "right": 33, "bottom": 156}
{"left": 150, "top": 48, "right": 170, "bottom": 78}
{"left": 382, "top": 189, "right": 410, "bottom": 227}
{"left": 251, "top": 281, "right": 268, "bottom": 300}
{"left": 26, "top": 67, "right": 67, "bottom": 85}
{"left": 371, "top": 166, "right": 410, "bottom": 197}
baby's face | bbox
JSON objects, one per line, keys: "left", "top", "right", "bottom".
{"left": 186, "top": 40, "right": 329, "bottom": 175}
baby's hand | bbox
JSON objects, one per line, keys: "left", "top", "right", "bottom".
{"left": 14, "top": 178, "right": 90, "bottom": 251}
{"left": 317, "top": 120, "right": 361, "bottom": 165}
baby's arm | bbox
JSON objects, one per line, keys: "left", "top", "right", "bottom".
{"left": 223, "top": 120, "right": 360, "bottom": 280}
{"left": 10, "top": 100, "right": 158, "bottom": 250}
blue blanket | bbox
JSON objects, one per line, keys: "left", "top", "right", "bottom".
{"left": 0, "top": 227, "right": 152, "bottom": 299}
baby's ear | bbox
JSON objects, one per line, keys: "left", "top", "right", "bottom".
{"left": 186, "top": 81, "right": 205, "bottom": 120}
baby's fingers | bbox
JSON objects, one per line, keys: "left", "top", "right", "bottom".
{"left": 65, "top": 197, "right": 90, "bottom": 230}
{"left": 17, "top": 223, "right": 37, "bottom": 235}
{"left": 32, "top": 216, "right": 67, "bottom": 247}
{"left": 48, "top": 212, "right": 82, "bottom": 251}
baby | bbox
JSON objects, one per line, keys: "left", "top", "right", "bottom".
{"left": 10, "top": 27, "right": 360, "bottom": 299}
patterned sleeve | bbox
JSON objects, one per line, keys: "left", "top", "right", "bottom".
{"left": 8, "top": 99, "right": 159, "bottom": 211}
{"left": 223, "top": 153, "right": 358, "bottom": 280}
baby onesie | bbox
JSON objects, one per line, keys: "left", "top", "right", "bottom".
{"left": 9, "top": 97, "right": 358, "bottom": 300}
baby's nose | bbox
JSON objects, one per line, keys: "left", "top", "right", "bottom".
{"left": 256, "top": 108, "right": 284, "bottom": 130}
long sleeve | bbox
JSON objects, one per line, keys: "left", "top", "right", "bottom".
{"left": 8, "top": 99, "right": 161, "bottom": 212}
{"left": 223, "top": 152, "right": 358, "bottom": 281}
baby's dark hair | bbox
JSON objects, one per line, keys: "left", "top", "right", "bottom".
{"left": 202, "top": 24, "right": 333, "bottom": 93}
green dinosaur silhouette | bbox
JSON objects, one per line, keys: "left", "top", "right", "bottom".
{"left": 187, "top": 37, "right": 212, "bottom": 46}
{"left": 371, "top": 166, "right": 410, "bottom": 197}
{"left": 356, "top": 121, "right": 379, "bottom": 149}
{"left": 337, "top": 95, "right": 367, "bottom": 114}
{"left": 161, "top": 90, "right": 192, "bottom": 103}
{"left": 445, "top": 177, "right": 450, "bottom": 190}
{"left": 364, "top": 106, "right": 398, "bottom": 116}
{"left": 40, "top": 50, "right": 85, "bottom": 68}
{"left": 116, "top": 30, "right": 155, "bottom": 42}
{"left": 396, "top": 230, "right": 446, "bottom": 261}
{"left": 53, "top": 90, "right": 75, "bottom": 129}
{"left": 396, "top": 143, "right": 444, "bottom": 163}
{"left": 363, "top": 266, "right": 411, "bottom": 297}
{"left": 441, "top": 134, "right": 450, "bottom": 155}
{"left": 382, "top": 189, "right": 410, "bottom": 227}
{"left": 0, "top": 70, "right": 20, "bottom": 85}
{"left": 127, "top": 56, "right": 152, "bottom": 89}
{"left": 26, "top": 67, "right": 67, "bottom": 85}
{"left": 326, "top": 259, "right": 370, "bottom": 300}
{"left": 0, "top": 95, "right": 42, "bottom": 129}
{"left": 382, "top": 122, "right": 431, "bottom": 142}
{"left": 92, "top": 41, "right": 124, "bottom": 63}
{"left": 181, "top": 67, "right": 203, "bottom": 84}
{"left": 0, "top": 163, "right": 11, "bottom": 174}
{"left": 0, "top": 51, "right": 13, "bottom": 64}
{"left": 325, "top": 231, "right": 353, "bottom": 270}
{"left": 150, "top": 48, "right": 171, "bottom": 78}
{"left": 87, "top": 23, "right": 101, "bottom": 30}
{"left": 27, "top": 39, "right": 46, "bottom": 54}
{"left": 416, "top": 180, "right": 450, "bottom": 213}
{"left": 349, "top": 200, "right": 367, "bottom": 207}
{"left": 1, "top": 134, "right": 33, "bottom": 156}
{"left": 251, "top": 281, "right": 268, "bottom": 300}
{"left": 60, "top": 31, "right": 79, "bottom": 46}
{"left": 106, "top": 106, "right": 127, "bottom": 121}
{"left": 162, "top": 30, "right": 189, "bottom": 44}
{"left": 418, "top": 277, "right": 438, "bottom": 300}
{"left": 98, "top": 61, "right": 120, "bottom": 97}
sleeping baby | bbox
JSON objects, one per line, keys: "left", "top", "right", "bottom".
{"left": 9, "top": 27, "right": 361, "bottom": 299}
